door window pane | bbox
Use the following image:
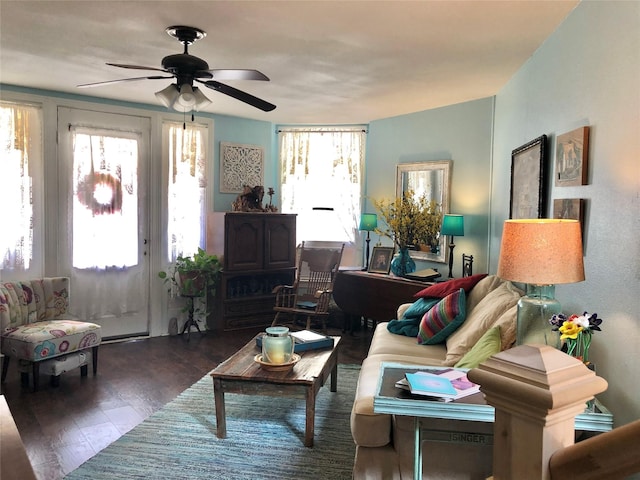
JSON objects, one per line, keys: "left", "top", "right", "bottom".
{"left": 72, "top": 129, "right": 139, "bottom": 269}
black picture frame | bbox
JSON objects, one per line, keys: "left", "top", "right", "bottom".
{"left": 368, "top": 246, "right": 394, "bottom": 274}
{"left": 509, "top": 135, "right": 548, "bottom": 219}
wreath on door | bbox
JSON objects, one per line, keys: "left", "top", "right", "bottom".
{"left": 76, "top": 172, "right": 123, "bottom": 215}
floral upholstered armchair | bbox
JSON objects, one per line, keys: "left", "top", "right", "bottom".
{"left": 0, "top": 277, "right": 101, "bottom": 391}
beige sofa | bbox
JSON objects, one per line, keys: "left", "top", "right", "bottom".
{"left": 351, "top": 275, "right": 524, "bottom": 480}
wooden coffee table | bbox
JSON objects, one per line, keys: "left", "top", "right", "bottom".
{"left": 210, "top": 335, "right": 341, "bottom": 447}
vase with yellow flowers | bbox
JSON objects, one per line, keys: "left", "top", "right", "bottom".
{"left": 549, "top": 311, "right": 603, "bottom": 366}
{"left": 372, "top": 190, "right": 443, "bottom": 276}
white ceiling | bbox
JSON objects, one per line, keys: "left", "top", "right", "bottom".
{"left": 0, "top": 1, "right": 578, "bottom": 124}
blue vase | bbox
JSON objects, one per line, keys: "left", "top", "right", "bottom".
{"left": 390, "top": 248, "right": 416, "bottom": 277}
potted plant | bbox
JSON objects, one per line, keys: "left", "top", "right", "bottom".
{"left": 159, "top": 247, "right": 222, "bottom": 298}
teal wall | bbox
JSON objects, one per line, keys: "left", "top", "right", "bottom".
{"left": 366, "top": 98, "right": 495, "bottom": 273}
{"left": 211, "top": 115, "right": 275, "bottom": 211}
{"left": 490, "top": 1, "right": 640, "bottom": 429}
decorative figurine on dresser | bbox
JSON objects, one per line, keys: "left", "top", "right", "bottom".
{"left": 231, "top": 185, "right": 278, "bottom": 212}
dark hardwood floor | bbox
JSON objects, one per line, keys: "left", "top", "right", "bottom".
{"left": 2, "top": 324, "right": 373, "bottom": 480}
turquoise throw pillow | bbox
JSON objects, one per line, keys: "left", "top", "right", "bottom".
{"left": 454, "top": 326, "right": 501, "bottom": 369}
{"left": 417, "top": 288, "right": 466, "bottom": 345}
{"left": 402, "top": 297, "right": 440, "bottom": 320}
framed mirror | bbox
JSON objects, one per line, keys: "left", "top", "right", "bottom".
{"left": 396, "top": 160, "right": 451, "bottom": 263}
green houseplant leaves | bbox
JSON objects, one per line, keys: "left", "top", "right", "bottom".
{"left": 159, "top": 248, "right": 222, "bottom": 298}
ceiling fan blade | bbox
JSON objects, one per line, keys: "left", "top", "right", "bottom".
{"left": 107, "top": 63, "right": 170, "bottom": 73}
{"left": 207, "top": 69, "right": 270, "bottom": 81}
{"left": 77, "top": 76, "right": 173, "bottom": 88}
{"left": 198, "top": 80, "right": 276, "bottom": 112}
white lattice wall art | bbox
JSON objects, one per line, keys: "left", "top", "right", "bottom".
{"left": 220, "top": 142, "right": 265, "bottom": 193}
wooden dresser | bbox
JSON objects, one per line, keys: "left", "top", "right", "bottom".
{"left": 208, "top": 212, "right": 297, "bottom": 330}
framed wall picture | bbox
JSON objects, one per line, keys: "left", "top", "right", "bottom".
{"left": 555, "top": 126, "right": 589, "bottom": 187}
{"left": 509, "top": 135, "right": 548, "bottom": 219}
{"left": 368, "top": 246, "right": 394, "bottom": 274}
{"left": 220, "top": 142, "right": 265, "bottom": 193}
{"left": 553, "top": 198, "right": 586, "bottom": 243}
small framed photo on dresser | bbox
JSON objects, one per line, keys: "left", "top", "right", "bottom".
{"left": 368, "top": 246, "right": 394, "bottom": 274}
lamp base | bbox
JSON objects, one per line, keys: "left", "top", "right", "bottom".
{"left": 447, "top": 240, "right": 455, "bottom": 278}
{"left": 516, "top": 284, "right": 561, "bottom": 346}
{"left": 363, "top": 234, "right": 371, "bottom": 271}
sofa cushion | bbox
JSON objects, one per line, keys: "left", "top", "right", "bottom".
{"left": 413, "top": 274, "right": 487, "bottom": 299}
{"left": 417, "top": 289, "right": 466, "bottom": 345}
{"left": 465, "top": 274, "right": 506, "bottom": 314}
{"left": 444, "top": 281, "right": 523, "bottom": 366}
{"left": 367, "top": 322, "right": 448, "bottom": 361}
{"left": 454, "top": 326, "right": 501, "bottom": 369}
{"left": 397, "top": 303, "right": 414, "bottom": 320}
{"left": 2, "top": 319, "right": 102, "bottom": 362}
{"left": 493, "top": 304, "right": 518, "bottom": 350}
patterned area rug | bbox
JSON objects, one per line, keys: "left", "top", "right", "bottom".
{"left": 66, "top": 364, "right": 359, "bottom": 479}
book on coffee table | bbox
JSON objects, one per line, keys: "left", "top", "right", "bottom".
{"left": 397, "top": 369, "right": 480, "bottom": 401}
{"left": 255, "top": 330, "right": 334, "bottom": 352}
{"left": 291, "top": 330, "right": 328, "bottom": 343}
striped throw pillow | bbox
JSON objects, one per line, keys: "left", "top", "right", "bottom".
{"left": 417, "top": 288, "right": 466, "bottom": 345}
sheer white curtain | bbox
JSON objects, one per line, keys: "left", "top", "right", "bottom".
{"left": 279, "top": 128, "right": 365, "bottom": 246}
{"left": 68, "top": 126, "right": 145, "bottom": 321}
{"left": 0, "top": 102, "right": 42, "bottom": 276}
{"left": 164, "top": 121, "right": 208, "bottom": 261}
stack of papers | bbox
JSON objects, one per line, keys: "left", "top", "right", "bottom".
{"left": 396, "top": 369, "right": 480, "bottom": 401}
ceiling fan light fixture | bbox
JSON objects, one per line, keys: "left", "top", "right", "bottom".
{"left": 177, "top": 84, "right": 196, "bottom": 108}
{"left": 155, "top": 84, "right": 179, "bottom": 108}
{"left": 192, "top": 87, "right": 211, "bottom": 111}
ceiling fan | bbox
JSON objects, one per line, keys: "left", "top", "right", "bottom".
{"left": 78, "top": 25, "right": 276, "bottom": 113}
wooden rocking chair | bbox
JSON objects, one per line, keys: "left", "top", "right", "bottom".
{"left": 272, "top": 242, "right": 344, "bottom": 332}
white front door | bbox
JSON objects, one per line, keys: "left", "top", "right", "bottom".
{"left": 57, "top": 107, "right": 151, "bottom": 338}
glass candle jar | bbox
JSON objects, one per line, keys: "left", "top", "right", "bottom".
{"left": 262, "top": 326, "right": 294, "bottom": 364}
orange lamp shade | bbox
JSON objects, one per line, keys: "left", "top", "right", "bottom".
{"left": 497, "top": 219, "right": 585, "bottom": 285}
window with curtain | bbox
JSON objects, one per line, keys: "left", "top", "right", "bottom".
{"left": 164, "top": 121, "right": 208, "bottom": 261}
{"left": 0, "top": 102, "right": 42, "bottom": 273}
{"left": 279, "top": 127, "right": 365, "bottom": 244}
